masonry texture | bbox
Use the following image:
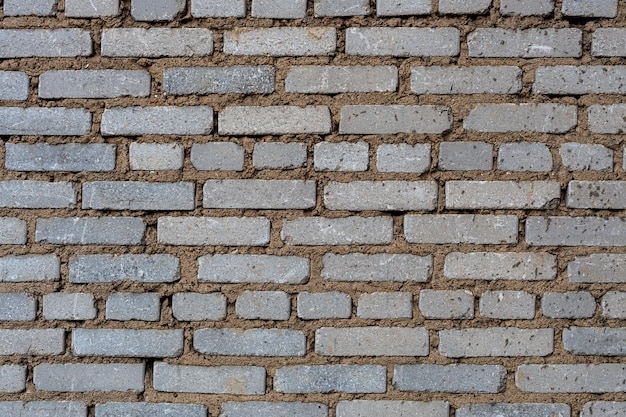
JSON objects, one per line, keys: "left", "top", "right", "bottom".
{"left": 0, "top": 1, "right": 625, "bottom": 416}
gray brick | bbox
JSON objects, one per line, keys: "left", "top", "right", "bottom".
{"left": 172, "top": 292, "right": 227, "bottom": 321}
{"left": 0, "top": 180, "right": 75, "bottom": 208}
{"left": 567, "top": 181, "right": 626, "bottom": 209}
{"left": 444, "top": 252, "right": 557, "bottom": 281}
{"left": 535, "top": 66, "right": 626, "bottom": 95}
{"left": 43, "top": 293, "right": 97, "bottom": 320}
{"left": 83, "top": 181, "right": 194, "bottom": 211}
{"left": 560, "top": 143, "right": 613, "bottom": 171}
{"left": 376, "top": 0, "right": 432, "bottom": 15}
{"left": 324, "top": 181, "right": 436, "bottom": 211}
{"left": 0, "top": 71, "right": 28, "bottom": 100}
{"left": 500, "top": 0, "right": 554, "bottom": 16}
{"left": 581, "top": 402, "right": 626, "bottom": 417}
{"left": 346, "top": 27, "right": 460, "bottom": 56}
{"left": 65, "top": 0, "right": 119, "bottom": 17}
{"left": 439, "top": 142, "right": 493, "bottom": 171}
{"left": 0, "top": 329, "right": 64, "bottom": 355}
{"left": 131, "top": 0, "right": 185, "bottom": 21}
{"left": 0, "top": 218, "right": 26, "bottom": 244}
{"left": 153, "top": 362, "right": 265, "bottom": 395}
{"left": 0, "top": 255, "right": 60, "bottom": 282}
{"left": 282, "top": 216, "right": 393, "bottom": 245}
{"left": 191, "top": 0, "right": 245, "bottom": 17}
{"left": 158, "top": 216, "right": 270, "bottom": 246}
{"left": 468, "top": 29, "right": 582, "bottom": 58}
{"left": 419, "top": 290, "right": 474, "bottom": 319}
{"left": 542, "top": 292, "right": 595, "bottom": 319}
{"left": 252, "top": 0, "right": 306, "bottom": 18}
{"left": 527, "top": 216, "right": 626, "bottom": 247}
{"left": 219, "top": 106, "right": 331, "bottom": 135}
{"left": 466, "top": 104, "right": 576, "bottom": 133}
{"left": 314, "top": 0, "right": 369, "bottom": 16}
{"left": 164, "top": 66, "right": 274, "bottom": 95}
{"left": 337, "top": 401, "right": 448, "bottom": 417}
{"left": 275, "top": 365, "right": 386, "bottom": 394}
{"left": 563, "top": 327, "right": 626, "bottom": 356}
{"left": 36, "top": 217, "right": 145, "bottom": 245}
{"left": 0, "top": 107, "right": 91, "bottom": 136}
{"left": 315, "top": 327, "right": 428, "bottom": 356}
{"left": 235, "top": 291, "right": 291, "bottom": 320}
{"left": 376, "top": 143, "right": 431, "bottom": 173}
{"left": 96, "top": 403, "right": 207, "bottom": 417}
{"left": 446, "top": 181, "right": 560, "bottom": 209}
{"left": 70, "top": 254, "right": 179, "bottom": 283}
{"left": 593, "top": 29, "right": 626, "bottom": 57}
{"left": 314, "top": 142, "right": 369, "bottom": 172}
{"left": 194, "top": 328, "right": 305, "bottom": 356}
{"left": 297, "top": 292, "right": 351, "bottom": 319}
{"left": 339, "top": 105, "right": 452, "bottom": 134}
{"left": 101, "top": 106, "right": 213, "bottom": 136}
{"left": 101, "top": 28, "right": 213, "bottom": 57}
{"left": 198, "top": 254, "right": 309, "bottom": 284}
{"left": 3, "top": 0, "right": 57, "bottom": 15}
{"left": 72, "top": 329, "right": 183, "bottom": 357}
{"left": 6, "top": 143, "right": 116, "bottom": 172}
{"left": 516, "top": 364, "right": 626, "bottom": 393}
{"left": 106, "top": 292, "right": 161, "bottom": 321}
{"left": 405, "top": 215, "right": 518, "bottom": 244}
{"left": 479, "top": 291, "right": 536, "bottom": 319}
{"left": 224, "top": 28, "right": 336, "bottom": 56}
{"left": 253, "top": 142, "right": 306, "bottom": 169}
{"left": 0, "top": 402, "right": 87, "bottom": 417}
{"left": 129, "top": 143, "right": 183, "bottom": 171}
{"left": 440, "top": 328, "right": 553, "bottom": 357}
{"left": 204, "top": 180, "right": 315, "bottom": 209}
{"left": 589, "top": 104, "right": 626, "bottom": 134}
{"left": 357, "top": 292, "right": 412, "bottom": 319}
{"left": 393, "top": 364, "right": 506, "bottom": 393}
{"left": 569, "top": 254, "right": 626, "bottom": 283}
{"left": 601, "top": 291, "right": 626, "bottom": 318}
{"left": 0, "top": 29, "right": 91, "bottom": 57}
{"left": 221, "top": 402, "right": 327, "bottom": 417}
{"left": 561, "top": 0, "right": 617, "bottom": 17}
{"left": 0, "top": 366, "right": 26, "bottom": 393}
{"left": 0, "top": 293, "right": 37, "bottom": 321}
{"left": 40, "top": 70, "right": 149, "bottom": 99}
{"left": 498, "top": 143, "right": 553, "bottom": 171}
{"left": 34, "top": 363, "right": 145, "bottom": 392}
{"left": 286, "top": 66, "right": 396, "bottom": 93}
{"left": 322, "top": 253, "right": 432, "bottom": 282}
{"left": 411, "top": 66, "right": 521, "bottom": 94}
{"left": 457, "top": 403, "right": 570, "bottom": 417}
{"left": 191, "top": 143, "right": 244, "bottom": 171}
{"left": 439, "top": 0, "right": 491, "bottom": 14}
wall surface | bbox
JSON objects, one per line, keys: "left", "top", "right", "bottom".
{"left": 0, "top": 0, "right": 625, "bottom": 416}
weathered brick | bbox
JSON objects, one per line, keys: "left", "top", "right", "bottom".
{"left": 465, "top": 104, "right": 576, "bottom": 133}
{"left": 129, "top": 143, "right": 183, "bottom": 171}
{"left": 560, "top": 143, "right": 613, "bottom": 172}
{"left": 153, "top": 362, "right": 265, "bottom": 395}
{"left": 236, "top": 291, "right": 291, "bottom": 320}
{"left": 101, "top": 28, "right": 213, "bottom": 57}
{"left": 4, "top": 0, "right": 57, "bottom": 15}
{"left": 561, "top": 0, "right": 617, "bottom": 17}
{"left": 172, "top": 292, "right": 227, "bottom": 321}
{"left": 0, "top": 366, "right": 26, "bottom": 393}
{"left": 0, "top": 29, "right": 91, "bottom": 57}
{"left": 0, "top": 329, "right": 64, "bottom": 355}
{"left": 219, "top": 106, "right": 330, "bottom": 135}
{"left": 468, "top": 29, "right": 582, "bottom": 58}
{"left": 282, "top": 216, "right": 393, "bottom": 245}
{"left": 204, "top": 180, "right": 315, "bottom": 209}
{"left": 0, "top": 218, "right": 27, "bottom": 244}
{"left": 339, "top": 105, "right": 452, "bottom": 134}
{"left": 446, "top": 181, "right": 560, "bottom": 209}
{"left": 314, "top": 0, "right": 369, "bottom": 16}
{"left": 0, "top": 107, "right": 91, "bottom": 136}
{"left": 498, "top": 143, "right": 553, "bottom": 172}
{"left": 131, "top": 0, "right": 184, "bottom": 21}
{"left": 516, "top": 364, "right": 626, "bottom": 393}
{"left": 253, "top": 142, "right": 307, "bottom": 169}
{"left": 101, "top": 106, "right": 213, "bottom": 136}
{"left": 534, "top": 66, "right": 626, "bottom": 95}
{"left": 65, "top": 0, "right": 119, "bottom": 17}
{"left": 457, "top": 403, "right": 570, "bottom": 417}
{"left": 527, "top": 216, "right": 626, "bottom": 247}
{"left": 224, "top": 28, "right": 336, "bottom": 56}
{"left": 221, "top": 402, "right": 327, "bottom": 417}
{"left": 581, "top": 402, "right": 626, "bottom": 417}
{"left": 314, "top": 142, "right": 369, "bottom": 172}
{"left": 444, "top": 252, "right": 557, "bottom": 281}
{"left": 191, "top": 0, "right": 245, "bottom": 17}
{"left": 479, "top": 291, "right": 536, "bottom": 319}
{"left": 376, "top": 143, "right": 431, "bottom": 173}
{"left": 274, "top": 365, "right": 386, "bottom": 394}
{"left": 439, "top": 0, "right": 491, "bottom": 14}
{"left": 376, "top": 0, "right": 431, "bottom": 15}
{"left": 194, "top": 328, "right": 305, "bottom": 356}
{"left": 158, "top": 216, "right": 270, "bottom": 246}
{"left": 322, "top": 253, "right": 432, "bottom": 282}
{"left": 286, "top": 66, "right": 396, "bottom": 93}
{"left": 191, "top": 143, "right": 244, "bottom": 171}
{"left": 405, "top": 215, "right": 518, "bottom": 244}
{"left": 0, "top": 401, "right": 86, "bottom": 417}
{"left": 357, "top": 292, "right": 413, "bottom": 319}
{"left": 83, "top": 181, "right": 194, "bottom": 211}
{"left": 438, "top": 142, "right": 493, "bottom": 171}
{"left": 6, "top": 143, "right": 116, "bottom": 172}
{"left": 563, "top": 327, "right": 626, "bottom": 356}
{"left": 40, "top": 70, "right": 150, "bottom": 99}
{"left": 393, "top": 364, "right": 506, "bottom": 393}
{"left": 567, "top": 181, "right": 626, "bottom": 209}
{"left": 73, "top": 329, "right": 183, "bottom": 357}
{"left": 569, "top": 254, "right": 626, "bottom": 283}
{"left": 0, "top": 254, "right": 60, "bottom": 282}
{"left": 440, "top": 328, "right": 553, "bottom": 357}
{"left": 601, "top": 291, "right": 626, "bottom": 318}
{"left": 297, "top": 292, "right": 352, "bottom": 319}
{"left": 500, "top": 0, "right": 554, "bottom": 16}
{"left": 346, "top": 28, "right": 460, "bottom": 56}
{"left": 0, "top": 180, "right": 75, "bottom": 209}
{"left": 315, "top": 327, "right": 428, "bottom": 356}
{"left": 164, "top": 66, "right": 275, "bottom": 95}
{"left": 96, "top": 403, "right": 207, "bottom": 417}
{"left": 0, "top": 71, "right": 28, "bottom": 100}
{"left": 36, "top": 217, "right": 145, "bottom": 245}
{"left": 70, "top": 254, "right": 179, "bottom": 283}
{"left": 0, "top": 293, "right": 37, "bottom": 321}
{"left": 105, "top": 293, "right": 161, "bottom": 321}
{"left": 325, "top": 181, "right": 436, "bottom": 211}
{"left": 411, "top": 66, "right": 521, "bottom": 94}
{"left": 337, "top": 401, "right": 448, "bottom": 417}
{"left": 589, "top": 104, "right": 626, "bottom": 134}
{"left": 252, "top": 0, "right": 306, "bottom": 18}
{"left": 419, "top": 290, "right": 474, "bottom": 319}
{"left": 34, "top": 363, "right": 145, "bottom": 392}
{"left": 198, "top": 254, "right": 309, "bottom": 284}
{"left": 43, "top": 293, "right": 97, "bottom": 320}
{"left": 542, "top": 292, "right": 595, "bottom": 319}
{"left": 592, "top": 29, "right": 626, "bottom": 57}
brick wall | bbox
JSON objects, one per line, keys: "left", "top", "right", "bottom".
{"left": 0, "top": 0, "right": 625, "bottom": 416}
